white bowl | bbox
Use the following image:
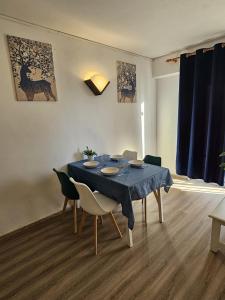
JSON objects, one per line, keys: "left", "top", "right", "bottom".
{"left": 101, "top": 167, "right": 119, "bottom": 176}
{"left": 83, "top": 161, "right": 99, "bottom": 169}
{"left": 110, "top": 155, "right": 124, "bottom": 161}
{"left": 128, "top": 160, "right": 144, "bottom": 168}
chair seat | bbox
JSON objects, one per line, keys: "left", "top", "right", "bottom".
{"left": 93, "top": 192, "right": 118, "bottom": 214}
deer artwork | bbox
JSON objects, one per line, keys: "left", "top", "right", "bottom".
{"left": 20, "top": 63, "right": 56, "bottom": 101}
{"left": 120, "top": 80, "right": 135, "bottom": 103}
{"left": 7, "top": 35, "right": 57, "bottom": 101}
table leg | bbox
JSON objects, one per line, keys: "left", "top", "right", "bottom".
{"left": 73, "top": 201, "right": 77, "bottom": 234}
{"left": 144, "top": 197, "right": 147, "bottom": 224}
{"left": 76, "top": 199, "right": 80, "bottom": 208}
{"left": 127, "top": 228, "right": 133, "bottom": 248}
{"left": 153, "top": 188, "right": 164, "bottom": 223}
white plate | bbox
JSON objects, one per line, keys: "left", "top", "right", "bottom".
{"left": 110, "top": 155, "right": 124, "bottom": 161}
{"left": 83, "top": 161, "right": 99, "bottom": 169}
{"left": 101, "top": 167, "right": 119, "bottom": 176}
{"left": 128, "top": 160, "right": 144, "bottom": 168}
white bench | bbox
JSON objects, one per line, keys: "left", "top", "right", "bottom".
{"left": 209, "top": 198, "right": 225, "bottom": 253}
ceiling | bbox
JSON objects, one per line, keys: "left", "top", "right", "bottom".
{"left": 1, "top": 0, "right": 225, "bottom": 58}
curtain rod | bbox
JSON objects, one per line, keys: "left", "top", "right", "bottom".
{"left": 166, "top": 43, "right": 225, "bottom": 63}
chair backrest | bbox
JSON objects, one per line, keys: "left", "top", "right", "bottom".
{"left": 53, "top": 168, "right": 79, "bottom": 200}
{"left": 143, "top": 155, "right": 161, "bottom": 166}
{"left": 69, "top": 178, "right": 106, "bottom": 215}
{"left": 123, "top": 150, "right": 137, "bottom": 160}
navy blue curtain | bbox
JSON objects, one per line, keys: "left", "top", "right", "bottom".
{"left": 176, "top": 43, "right": 225, "bottom": 185}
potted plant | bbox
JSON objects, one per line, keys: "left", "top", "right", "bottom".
{"left": 83, "top": 146, "right": 97, "bottom": 161}
{"left": 219, "top": 152, "right": 225, "bottom": 170}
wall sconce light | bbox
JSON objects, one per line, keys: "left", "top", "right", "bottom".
{"left": 84, "top": 75, "right": 110, "bottom": 95}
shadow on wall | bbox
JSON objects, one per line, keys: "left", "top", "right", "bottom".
{"left": 0, "top": 174, "right": 63, "bottom": 236}
{"left": 58, "top": 150, "right": 83, "bottom": 173}
{"left": 74, "top": 149, "right": 83, "bottom": 161}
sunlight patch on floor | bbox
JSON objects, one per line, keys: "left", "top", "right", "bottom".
{"left": 172, "top": 178, "right": 225, "bottom": 195}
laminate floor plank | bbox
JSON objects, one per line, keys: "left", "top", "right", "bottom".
{"left": 0, "top": 178, "right": 225, "bottom": 300}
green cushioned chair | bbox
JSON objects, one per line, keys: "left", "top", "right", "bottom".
{"left": 143, "top": 155, "right": 161, "bottom": 167}
{"left": 53, "top": 168, "right": 79, "bottom": 233}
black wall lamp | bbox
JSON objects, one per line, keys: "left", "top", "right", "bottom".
{"left": 84, "top": 75, "right": 110, "bottom": 95}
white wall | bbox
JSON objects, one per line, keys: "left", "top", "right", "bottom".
{"left": 152, "top": 52, "right": 180, "bottom": 174}
{"left": 156, "top": 75, "right": 179, "bottom": 173}
{"left": 0, "top": 16, "right": 156, "bottom": 235}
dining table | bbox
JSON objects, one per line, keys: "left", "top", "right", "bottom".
{"left": 68, "top": 155, "right": 173, "bottom": 247}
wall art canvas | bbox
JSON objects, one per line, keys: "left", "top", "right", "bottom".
{"left": 7, "top": 35, "right": 57, "bottom": 101}
{"left": 117, "top": 61, "right": 136, "bottom": 103}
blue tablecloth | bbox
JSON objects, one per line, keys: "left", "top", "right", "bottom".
{"left": 68, "top": 155, "right": 173, "bottom": 229}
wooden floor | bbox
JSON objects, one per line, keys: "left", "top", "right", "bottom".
{"left": 1, "top": 178, "right": 225, "bottom": 300}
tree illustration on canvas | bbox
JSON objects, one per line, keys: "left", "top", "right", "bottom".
{"left": 7, "top": 35, "right": 57, "bottom": 101}
{"left": 117, "top": 61, "right": 136, "bottom": 103}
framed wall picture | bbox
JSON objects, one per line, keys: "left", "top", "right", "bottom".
{"left": 117, "top": 61, "right": 136, "bottom": 103}
{"left": 7, "top": 35, "right": 57, "bottom": 101}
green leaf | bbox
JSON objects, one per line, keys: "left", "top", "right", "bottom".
{"left": 219, "top": 152, "right": 225, "bottom": 157}
{"left": 83, "top": 146, "right": 96, "bottom": 157}
{"left": 219, "top": 162, "right": 225, "bottom": 168}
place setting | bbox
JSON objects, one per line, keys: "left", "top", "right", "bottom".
{"left": 128, "top": 160, "right": 147, "bottom": 169}
{"left": 83, "top": 160, "right": 100, "bottom": 169}
{"left": 110, "top": 154, "right": 146, "bottom": 169}
{"left": 82, "top": 154, "right": 134, "bottom": 177}
{"left": 82, "top": 157, "right": 119, "bottom": 177}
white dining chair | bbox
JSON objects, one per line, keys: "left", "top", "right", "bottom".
{"left": 122, "top": 150, "right": 138, "bottom": 160}
{"left": 69, "top": 177, "right": 122, "bottom": 255}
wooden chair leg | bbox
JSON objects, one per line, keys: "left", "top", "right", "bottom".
{"left": 94, "top": 216, "right": 98, "bottom": 255}
{"left": 73, "top": 201, "right": 77, "bottom": 234}
{"left": 62, "top": 197, "right": 68, "bottom": 213}
{"left": 99, "top": 216, "right": 103, "bottom": 225}
{"left": 79, "top": 210, "right": 87, "bottom": 235}
{"left": 109, "top": 212, "right": 123, "bottom": 238}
